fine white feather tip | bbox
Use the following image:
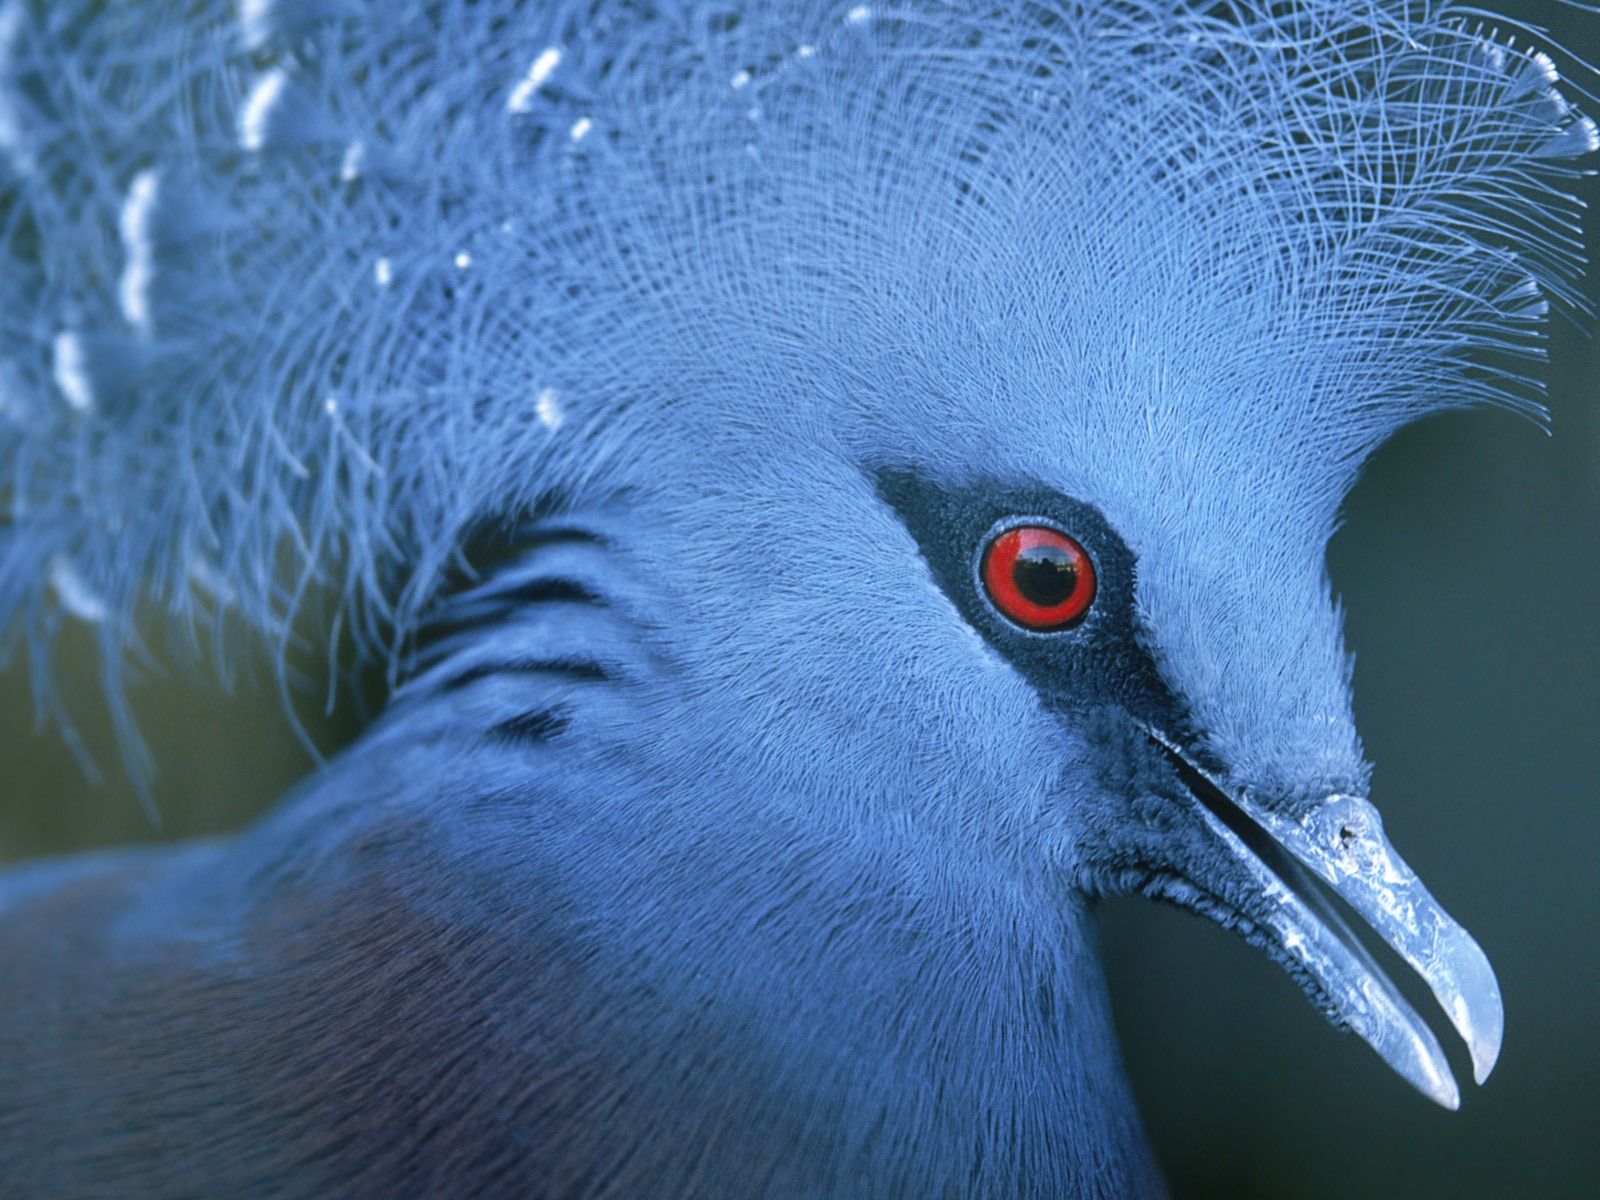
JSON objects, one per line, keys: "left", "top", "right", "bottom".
{"left": 117, "top": 170, "right": 161, "bottom": 253}
{"left": 50, "top": 332, "right": 94, "bottom": 414}
{"left": 118, "top": 170, "right": 162, "bottom": 336}
{"left": 238, "top": 68, "right": 290, "bottom": 152}
{"left": 507, "top": 46, "right": 563, "bottom": 114}
{"left": 48, "top": 554, "right": 109, "bottom": 624}
{"left": 536, "top": 387, "right": 564, "bottom": 431}
{"left": 1524, "top": 49, "right": 1560, "bottom": 90}
{"left": 1536, "top": 116, "right": 1600, "bottom": 160}
{"left": 238, "top": 0, "right": 275, "bottom": 50}
{"left": 341, "top": 140, "right": 366, "bottom": 182}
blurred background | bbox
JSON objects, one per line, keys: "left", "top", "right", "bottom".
{"left": 2, "top": 6, "right": 1597, "bottom": 1198}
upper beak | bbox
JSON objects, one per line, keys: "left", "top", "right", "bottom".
{"left": 1145, "top": 728, "right": 1502, "bottom": 1110}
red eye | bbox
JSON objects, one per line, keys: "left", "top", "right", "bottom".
{"left": 981, "top": 525, "right": 1095, "bottom": 631}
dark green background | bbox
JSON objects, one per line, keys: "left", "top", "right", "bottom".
{"left": 3, "top": 9, "right": 1597, "bottom": 1196}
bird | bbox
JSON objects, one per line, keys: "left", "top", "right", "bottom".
{"left": 0, "top": 0, "right": 1592, "bottom": 1195}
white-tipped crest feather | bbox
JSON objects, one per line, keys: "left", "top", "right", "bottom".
{"left": 0, "top": 0, "right": 1591, "bottom": 767}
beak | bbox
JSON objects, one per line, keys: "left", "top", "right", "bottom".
{"left": 1144, "top": 728, "right": 1502, "bottom": 1110}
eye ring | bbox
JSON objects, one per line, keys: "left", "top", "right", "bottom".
{"left": 980, "top": 523, "right": 1096, "bottom": 631}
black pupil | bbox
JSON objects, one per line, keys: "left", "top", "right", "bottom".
{"left": 1012, "top": 544, "right": 1077, "bottom": 607}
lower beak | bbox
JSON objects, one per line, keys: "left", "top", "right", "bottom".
{"left": 1146, "top": 729, "right": 1502, "bottom": 1110}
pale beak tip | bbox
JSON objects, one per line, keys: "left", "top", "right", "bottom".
{"left": 1403, "top": 1024, "right": 1461, "bottom": 1111}
{"left": 1470, "top": 1022, "right": 1502, "bottom": 1086}
{"left": 1439, "top": 1079, "right": 1462, "bottom": 1112}
{"left": 1468, "top": 1007, "right": 1502, "bottom": 1085}
{"left": 1445, "top": 929, "right": 1503, "bottom": 1086}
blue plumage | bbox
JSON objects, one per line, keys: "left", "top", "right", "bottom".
{"left": 0, "top": 1, "right": 1592, "bottom": 1195}
{"left": 0, "top": 1, "right": 1587, "bottom": 754}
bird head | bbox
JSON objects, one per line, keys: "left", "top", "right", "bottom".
{"left": 3, "top": 0, "right": 1591, "bottom": 1117}
{"left": 468, "top": 2, "right": 1589, "bottom": 1106}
